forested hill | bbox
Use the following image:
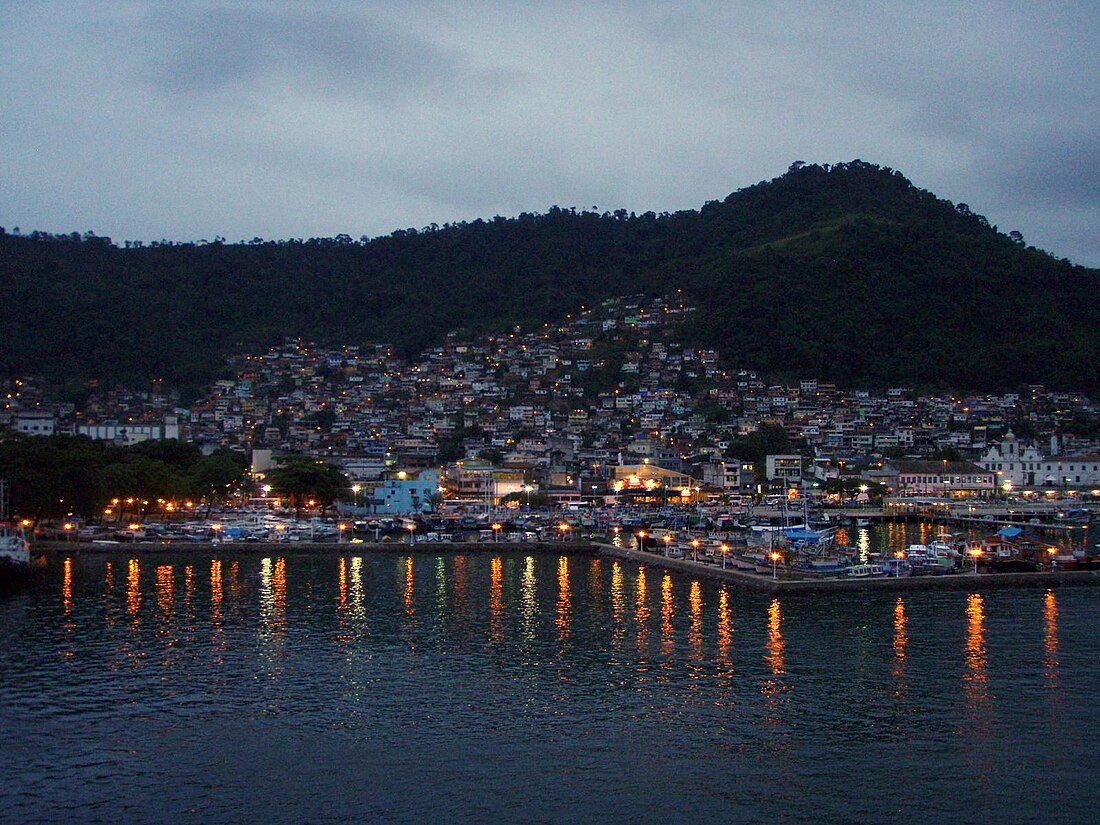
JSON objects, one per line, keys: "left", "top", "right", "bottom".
{"left": 2, "top": 160, "right": 1097, "bottom": 395}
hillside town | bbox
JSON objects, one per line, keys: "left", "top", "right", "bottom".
{"left": 3, "top": 293, "right": 1098, "bottom": 513}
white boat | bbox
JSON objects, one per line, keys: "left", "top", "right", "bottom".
{"left": 0, "top": 522, "right": 30, "bottom": 568}
{"left": 0, "top": 482, "right": 31, "bottom": 569}
{"left": 846, "top": 563, "right": 884, "bottom": 578}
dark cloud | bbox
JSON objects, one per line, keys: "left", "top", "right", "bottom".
{"left": 144, "top": 6, "right": 509, "bottom": 104}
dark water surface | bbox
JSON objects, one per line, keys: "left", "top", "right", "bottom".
{"left": 2, "top": 550, "right": 1098, "bottom": 824}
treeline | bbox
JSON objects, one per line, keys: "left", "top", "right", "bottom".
{"left": 0, "top": 434, "right": 246, "bottom": 525}
{"left": 2, "top": 160, "right": 1096, "bottom": 395}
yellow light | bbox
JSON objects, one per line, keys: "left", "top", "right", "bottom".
{"left": 491, "top": 523, "right": 502, "bottom": 531}
{"left": 20, "top": 519, "right": 32, "bottom": 527}
{"left": 663, "top": 534, "right": 671, "bottom": 544}
{"left": 211, "top": 523, "right": 222, "bottom": 531}
{"left": 691, "top": 539, "right": 700, "bottom": 548}
{"left": 63, "top": 522, "right": 73, "bottom": 530}
{"left": 128, "top": 523, "right": 141, "bottom": 531}
{"left": 770, "top": 551, "right": 781, "bottom": 562}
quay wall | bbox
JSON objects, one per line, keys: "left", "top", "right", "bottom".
{"left": 594, "top": 543, "right": 1100, "bottom": 595}
{"left": 34, "top": 540, "right": 597, "bottom": 556}
{"left": 30, "top": 541, "right": 1100, "bottom": 595}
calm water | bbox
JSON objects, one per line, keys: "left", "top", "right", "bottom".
{"left": 2, "top": 550, "right": 1098, "bottom": 825}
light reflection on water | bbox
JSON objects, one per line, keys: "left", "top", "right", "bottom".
{"left": 4, "top": 551, "right": 1099, "bottom": 825}
{"left": 1043, "top": 589, "right": 1059, "bottom": 692}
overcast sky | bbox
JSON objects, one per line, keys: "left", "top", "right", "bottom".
{"left": 2, "top": 1, "right": 1098, "bottom": 265}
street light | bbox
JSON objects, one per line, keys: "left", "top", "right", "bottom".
{"left": 691, "top": 538, "right": 701, "bottom": 562}
{"left": 491, "top": 522, "right": 502, "bottom": 542}
{"left": 559, "top": 522, "right": 570, "bottom": 542}
{"left": 719, "top": 542, "right": 729, "bottom": 569}
{"left": 407, "top": 521, "right": 416, "bottom": 545}
{"left": 636, "top": 530, "right": 647, "bottom": 551}
{"left": 770, "top": 550, "right": 781, "bottom": 579}
{"left": 663, "top": 534, "right": 672, "bottom": 555}
{"left": 969, "top": 547, "right": 982, "bottom": 574}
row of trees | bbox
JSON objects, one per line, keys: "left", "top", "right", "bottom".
{"left": 0, "top": 434, "right": 358, "bottom": 525}
{"left": 0, "top": 434, "right": 246, "bottom": 526}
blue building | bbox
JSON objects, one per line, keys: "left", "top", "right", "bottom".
{"left": 369, "top": 469, "right": 440, "bottom": 514}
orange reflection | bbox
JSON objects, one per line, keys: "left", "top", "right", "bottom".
{"left": 765, "top": 598, "right": 785, "bottom": 676}
{"left": 716, "top": 587, "right": 733, "bottom": 679}
{"left": 183, "top": 565, "right": 193, "bottom": 611}
{"left": 610, "top": 560, "right": 624, "bottom": 649}
{"left": 588, "top": 557, "right": 602, "bottom": 600}
{"left": 348, "top": 556, "right": 364, "bottom": 630}
{"left": 556, "top": 555, "right": 571, "bottom": 643}
{"left": 688, "top": 580, "right": 703, "bottom": 655}
{"left": 403, "top": 556, "right": 415, "bottom": 616}
{"left": 659, "top": 573, "right": 675, "bottom": 662}
{"left": 337, "top": 557, "right": 348, "bottom": 613}
{"left": 963, "top": 593, "right": 988, "bottom": 707}
{"left": 228, "top": 561, "right": 240, "bottom": 601}
{"left": 1043, "top": 590, "right": 1059, "bottom": 691}
{"left": 127, "top": 558, "right": 141, "bottom": 619}
{"left": 453, "top": 555, "right": 468, "bottom": 617}
{"left": 210, "top": 559, "right": 223, "bottom": 619}
{"left": 104, "top": 560, "right": 113, "bottom": 591}
{"left": 272, "top": 557, "right": 287, "bottom": 629}
{"left": 892, "top": 597, "right": 908, "bottom": 694}
{"left": 155, "top": 565, "right": 173, "bottom": 617}
{"left": 62, "top": 557, "right": 73, "bottom": 618}
{"left": 489, "top": 556, "right": 504, "bottom": 645}
{"left": 635, "top": 566, "right": 650, "bottom": 651}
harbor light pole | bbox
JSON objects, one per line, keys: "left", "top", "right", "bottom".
{"left": 770, "top": 550, "right": 781, "bottom": 580}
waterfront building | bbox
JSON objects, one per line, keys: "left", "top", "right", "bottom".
{"left": 884, "top": 459, "right": 995, "bottom": 498}
{"left": 980, "top": 431, "right": 1100, "bottom": 488}
{"left": 365, "top": 469, "right": 440, "bottom": 515}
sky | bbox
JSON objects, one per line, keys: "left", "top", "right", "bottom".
{"left": 2, "top": 1, "right": 1098, "bottom": 266}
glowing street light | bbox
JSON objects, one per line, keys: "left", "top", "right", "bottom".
{"left": 691, "top": 538, "right": 701, "bottom": 561}
{"left": 636, "top": 529, "right": 647, "bottom": 551}
{"left": 719, "top": 542, "right": 729, "bottom": 569}
{"left": 968, "top": 547, "right": 982, "bottom": 574}
{"left": 558, "top": 522, "right": 570, "bottom": 542}
{"left": 770, "top": 550, "right": 781, "bottom": 579}
{"left": 406, "top": 521, "right": 416, "bottom": 545}
{"left": 491, "top": 522, "right": 502, "bottom": 542}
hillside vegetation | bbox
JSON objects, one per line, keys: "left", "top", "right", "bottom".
{"left": 2, "top": 160, "right": 1096, "bottom": 394}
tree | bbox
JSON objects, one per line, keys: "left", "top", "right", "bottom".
{"left": 188, "top": 449, "right": 246, "bottom": 516}
{"left": 267, "top": 455, "right": 349, "bottom": 518}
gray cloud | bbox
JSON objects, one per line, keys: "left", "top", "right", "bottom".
{"left": 0, "top": 1, "right": 1097, "bottom": 265}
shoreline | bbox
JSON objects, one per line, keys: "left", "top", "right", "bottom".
{"left": 594, "top": 542, "right": 1100, "bottom": 594}
{"left": 27, "top": 540, "right": 1100, "bottom": 594}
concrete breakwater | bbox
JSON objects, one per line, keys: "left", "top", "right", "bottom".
{"left": 594, "top": 542, "right": 1100, "bottom": 594}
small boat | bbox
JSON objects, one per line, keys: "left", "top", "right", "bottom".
{"left": 0, "top": 521, "right": 30, "bottom": 569}
{"left": 846, "top": 563, "right": 884, "bottom": 578}
{"left": 0, "top": 482, "right": 31, "bottom": 571}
